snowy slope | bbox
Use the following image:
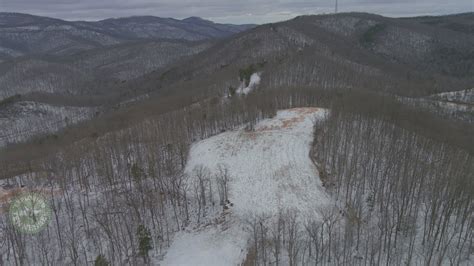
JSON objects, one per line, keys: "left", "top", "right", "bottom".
{"left": 162, "top": 108, "right": 331, "bottom": 265}
{"left": 161, "top": 220, "right": 249, "bottom": 266}
{"left": 0, "top": 101, "right": 98, "bottom": 147}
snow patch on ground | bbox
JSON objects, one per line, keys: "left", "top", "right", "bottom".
{"left": 237, "top": 72, "right": 261, "bottom": 95}
{"left": 162, "top": 220, "right": 249, "bottom": 266}
{"left": 428, "top": 88, "right": 474, "bottom": 104}
{"left": 162, "top": 108, "right": 331, "bottom": 265}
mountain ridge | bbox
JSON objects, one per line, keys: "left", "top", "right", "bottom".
{"left": 0, "top": 11, "right": 473, "bottom": 151}
{"left": 0, "top": 12, "right": 255, "bottom": 60}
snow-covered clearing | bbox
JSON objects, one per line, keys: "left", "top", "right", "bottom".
{"left": 162, "top": 107, "right": 331, "bottom": 265}
{"left": 161, "top": 218, "right": 249, "bottom": 266}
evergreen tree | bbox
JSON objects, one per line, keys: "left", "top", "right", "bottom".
{"left": 137, "top": 224, "right": 152, "bottom": 263}
{"left": 228, "top": 86, "right": 237, "bottom": 97}
{"left": 94, "top": 254, "right": 109, "bottom": 266}
{"left": 131, "top": 163, "right": 144, "bottom": 183}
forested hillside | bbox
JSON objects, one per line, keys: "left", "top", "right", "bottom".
{"left": 0, "top": 12, "right": 253, "bottom": 148}
{"left": 1, "top": 12, "right": 473, "bottom": 147}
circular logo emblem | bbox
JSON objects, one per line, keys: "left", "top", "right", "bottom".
{"left": 9, "top": 192, "right": 51, "bottom": 234}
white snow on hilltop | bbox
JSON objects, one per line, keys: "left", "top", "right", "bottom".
{"left": 162, "top": 108, "right": 331, "bottom": 265}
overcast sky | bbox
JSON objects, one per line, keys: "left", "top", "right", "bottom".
{"left": 1, "top": 0, "right": 473, "bottom": 24}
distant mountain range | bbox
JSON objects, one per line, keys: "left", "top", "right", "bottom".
{"left": 0, "top": 12, "right": 255, "bottom": 60}
{"left": 0, "top": 12, "right": 254, "bottom": 147}
{"left": 0, "top": 12, "right": 473, "bottom": 148}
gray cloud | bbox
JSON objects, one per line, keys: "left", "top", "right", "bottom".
{"left": 0, "top": 0, "right": 472, "bottom": 23}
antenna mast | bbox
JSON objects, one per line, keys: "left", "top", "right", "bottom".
{"left": 335, "top": 0, "right": 338, "bottom": 13}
